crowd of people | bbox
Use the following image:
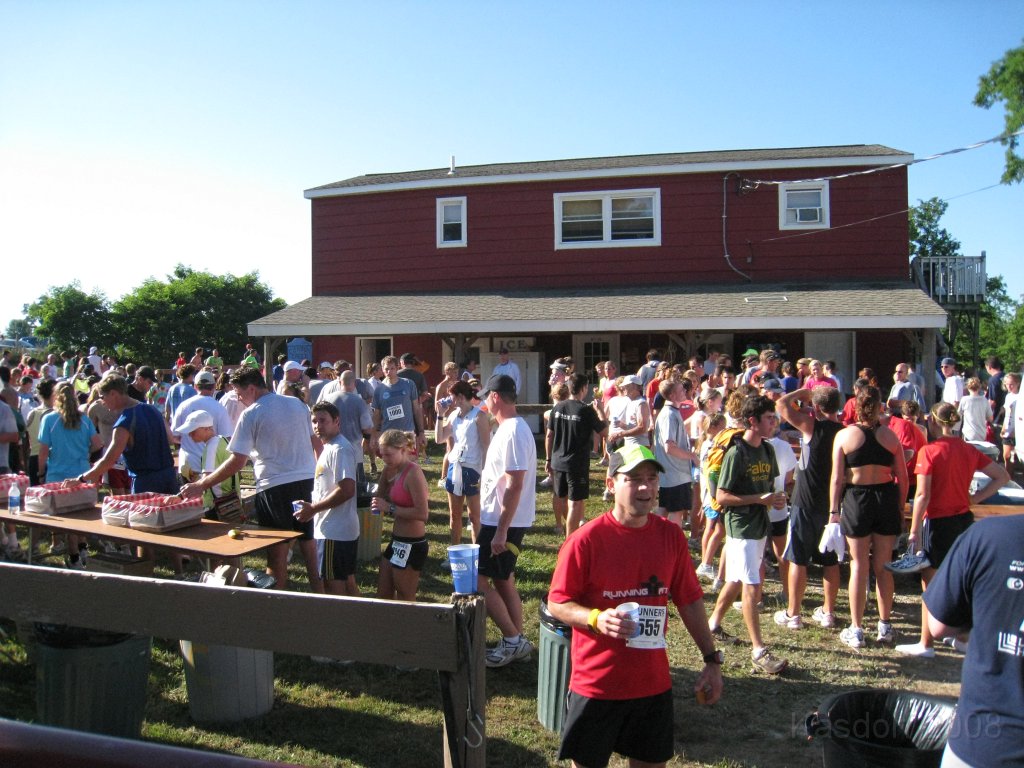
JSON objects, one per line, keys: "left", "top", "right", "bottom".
{"left": 3, "top": 341, "right": 1023, "bottom": 767}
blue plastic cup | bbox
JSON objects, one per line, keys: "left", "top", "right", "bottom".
{"left": 448, "top": 544, "right": 480, "bottom": 594}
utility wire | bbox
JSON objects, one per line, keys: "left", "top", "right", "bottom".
{"left": 744, "top": 128, "right": 1024, "bottom": 187}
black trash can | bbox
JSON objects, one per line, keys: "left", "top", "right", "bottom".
{"left": 35, "top": 624, "right": 151, "bottom": 738}
{"left": 806, "top": 689, "right": 957, "bottom": 768}
{"left": 537, "top": 596, "right": 572, "bottom": 733}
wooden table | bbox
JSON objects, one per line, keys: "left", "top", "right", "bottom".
{"left": 0, "top": 506, "right": 300, "bottom": 562}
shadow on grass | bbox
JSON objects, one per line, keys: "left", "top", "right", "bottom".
{"left": 140, "top": 639, "right": 551, "bottom": 767}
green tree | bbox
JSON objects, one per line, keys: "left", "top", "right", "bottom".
{"left": 909, "top": 197, "right": 961, "bottom": 261}
{"left": 110, "top": 265, "right": 285, "bottom": 364}
{"left": 5, "top": 318, "right": 34, "bottom": 340}
{"left": 1003, "top": 304, "right": 1024, "bottom": 369}
{"left": 25, "top": 283, "right": 113, "bottom": 353}
{"left": 950, "top": 275, "right": 1018, "bottom": 366}
{"left": 974, "top": 39, "right": 1024, "bottom": 184}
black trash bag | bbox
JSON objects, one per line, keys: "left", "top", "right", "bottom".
{"left": 806, "top": 689, "right": 957, "bottom": 768}
{"left": 33, "top": 623, "right": 134, "bottom": 649}
{"left": 540, "top": 596, "right": 571, "bottom": 638}
{"left": 357, "top": 481, "right": 377, "bottom": 508}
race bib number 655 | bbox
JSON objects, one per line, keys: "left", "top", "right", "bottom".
{"left": 626, "top": 605, "right": 667, "bottom": 650}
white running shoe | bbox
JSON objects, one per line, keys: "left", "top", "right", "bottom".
{"left": 840, "top": 626, "right": 865, "bottom": 649}
{"left": 695, "top": 563, "right": 716, "bottom": 581}
{"left": 773, "top": 610, "right": 802, "bottom": 630}
{"left": 812, "top": 607, "right": 836, "bottom": 628}
{"left": 895, "top": 642, "right": 935, "bottom": 658}
{"left": 876, "top": 621, "right": 897, "bottom": 645}
{"left": 538, "top": 476, "right": 552, "bottom": 488}
{"left": 485, "top": 637, "right": 534, "bottom": 668}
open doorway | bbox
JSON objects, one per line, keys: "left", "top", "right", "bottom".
{"left": 357, "top": 337, "right": 392, "bottom": 377}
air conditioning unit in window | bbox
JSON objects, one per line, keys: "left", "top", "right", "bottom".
{"left": 794, "top": 207, "right": 822, "bottom": 223}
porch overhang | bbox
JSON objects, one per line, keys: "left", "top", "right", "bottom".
{"left": 247, "top": 281, "right": 947, "bottom": 338}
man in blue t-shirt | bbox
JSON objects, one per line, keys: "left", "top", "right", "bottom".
{"left": 924, "top": 515, "right": 1024, "bottom": 768}
{"left": 370, "top": 355, "right": 425, "bottom": 454}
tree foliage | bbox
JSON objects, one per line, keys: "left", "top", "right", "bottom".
{"left": 25, "top": 282, "right": 113, "bottom": 353}
{"left": 109, "top": 265, "right": 285, "bottom": 365}
{"left": 4, "top": 318, "right": 34, "bottom": 340}
{"left": 950, "top": 275, "right": 1018, "bottom": 367}
{"left": 908, "top": 199, "right": 1022, "bottom": 368}
{"left": 974, "top": 39, "right": 1024, "bottom": 184}
{"left": 909, "top": 197, "right": 961, "bottom": 261}
{"left": 19, "top": 268, "right": 284, "bottom": 365}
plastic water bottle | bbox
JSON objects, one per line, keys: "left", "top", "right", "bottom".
{"left": 9, "top": 484, "right": 21, "bottom": 514}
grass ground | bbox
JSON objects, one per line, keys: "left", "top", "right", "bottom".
{"left": 0, "top": 440, "right": 963, "bottom": 767}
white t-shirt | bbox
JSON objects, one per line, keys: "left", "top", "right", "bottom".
{"left": 313, "top": 434, "right": 359, "bottom": 541}
{"left": 219, "top": 390, "right": 246, "bottom": 431}
{"left": 942, "top": 374, "right": 965, "bottom": 405}
{"left": 445, "top": 406, "right": 486, "bottom": 471}
{"left": 767, "top": 437, "right": 798, "bottom": 523}
{"left": 228, "top": 392, "right": 315, "bottom": 490}
{"left": 480, "top": 416, "right": 536, "bottom": 528}
{"left": 1002, "top": 391, "right": 1018, "bottom": 438}
{"left": 958, "top": 393, "right": 992, "bottom": 442}
{"left": 622, "top": 397, "right": 650, "bottom": 448}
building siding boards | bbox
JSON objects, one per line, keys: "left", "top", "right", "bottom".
{"left": 310, "top": 165, "right": 908, "bottom": 295}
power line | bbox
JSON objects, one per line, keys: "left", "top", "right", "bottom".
{"left": 757, "top": 179, "right": 1005, "bottom": 245}
{"left": 743, "top": 128, "right": 1024, "bottom": 187}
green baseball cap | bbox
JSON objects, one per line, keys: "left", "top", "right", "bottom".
{"left": 609, "top": 444, "right": 665, "bottom": 475}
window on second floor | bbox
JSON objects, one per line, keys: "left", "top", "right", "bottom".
{"left": 437, "top": 196, "right": 467, "bottom": 247}
{"left": 554, "top": 189, "right": 661, "bottom": 249}
{"left": 779, "top": 181, "right": 830, "bottom": 230}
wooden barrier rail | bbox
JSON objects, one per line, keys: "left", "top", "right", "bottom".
{"left": 0, "top": 562, "right": 486, "bottom": 767}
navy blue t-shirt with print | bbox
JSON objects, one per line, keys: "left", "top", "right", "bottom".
{"left": 923, "top": 516, "right": 1024, "bottom": 768}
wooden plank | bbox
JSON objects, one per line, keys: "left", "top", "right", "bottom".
{"left": 441, "top": 595, "right": 487, "bottom": 768}
{"left": 0, "top": 508, "right": 299, "bottom": 559}
{"left": 0, "top": 563, "right": 460, "bottom": 671}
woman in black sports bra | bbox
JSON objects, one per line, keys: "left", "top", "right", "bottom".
{"left": 829, "top": 386, "right": 909, "bottom": 650}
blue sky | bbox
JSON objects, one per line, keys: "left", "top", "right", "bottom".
{"left": 1, "top": 1, "right": 1022, "bottom": 335}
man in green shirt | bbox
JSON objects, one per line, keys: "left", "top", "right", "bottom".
{"left": 204, "top": 348, "right": 224, "bottom": 373}
{"left": 707, "top": 394, "right": 789, "bottom": 675}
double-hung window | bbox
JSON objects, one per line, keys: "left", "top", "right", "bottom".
{"left": 779, "top": 181, "right": 830, "bottom": 230}
{"left": 554, "top": 189, "right": 661, "bottom": 249}
{"left": 437, "top": 196, "right": 467, "bottom": 247}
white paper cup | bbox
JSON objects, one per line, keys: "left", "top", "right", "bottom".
{"left": 616, "top": 601, "right": 641, "bottom": 637}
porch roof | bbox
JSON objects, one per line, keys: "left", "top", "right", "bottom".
{"left": 248, "top": 281, "right": 946, "bottom": 338}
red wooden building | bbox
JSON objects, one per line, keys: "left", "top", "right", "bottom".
{"left": 249, "top": 145, "right": 945, "bottom": 404}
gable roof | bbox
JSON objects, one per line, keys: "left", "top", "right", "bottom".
{"left": 305, "top": 144, "right": 912, "bottom": 199}
{"left": 248, "top": 280, "right": 944, "bottom": 337}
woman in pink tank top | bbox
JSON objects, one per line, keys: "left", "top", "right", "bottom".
{"left": 373, "top": 429, "right": 430, "bottom": 601}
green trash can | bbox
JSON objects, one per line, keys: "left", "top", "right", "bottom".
{"left": 537, "top": 596, "right": 572, "bottom": 733}
{"left": 35, "top": 624, "right": 151, "bottom": 738}
{"left": 180, "top": 641, "right": 274, "bottom": 722}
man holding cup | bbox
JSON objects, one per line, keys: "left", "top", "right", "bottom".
{"left": 548, "top": 444, "right": 723, "bottom": 768}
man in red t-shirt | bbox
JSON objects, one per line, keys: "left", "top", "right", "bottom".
{"left": 548, "top": 444, "right": 722, "bottom": 768}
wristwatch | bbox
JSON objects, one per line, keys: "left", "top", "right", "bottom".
{"left": 703, "top": 649, "right": 724, "bottom": 665}
{"left": 388, "top": 503, "right": 396, "bottom": 516}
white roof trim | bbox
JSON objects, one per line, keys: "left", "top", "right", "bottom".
{"left": 249, "top": 313, "right": 946, "bottom": 338}
{"left": 304, "top": 154, "right": 913, "bottom": 199}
